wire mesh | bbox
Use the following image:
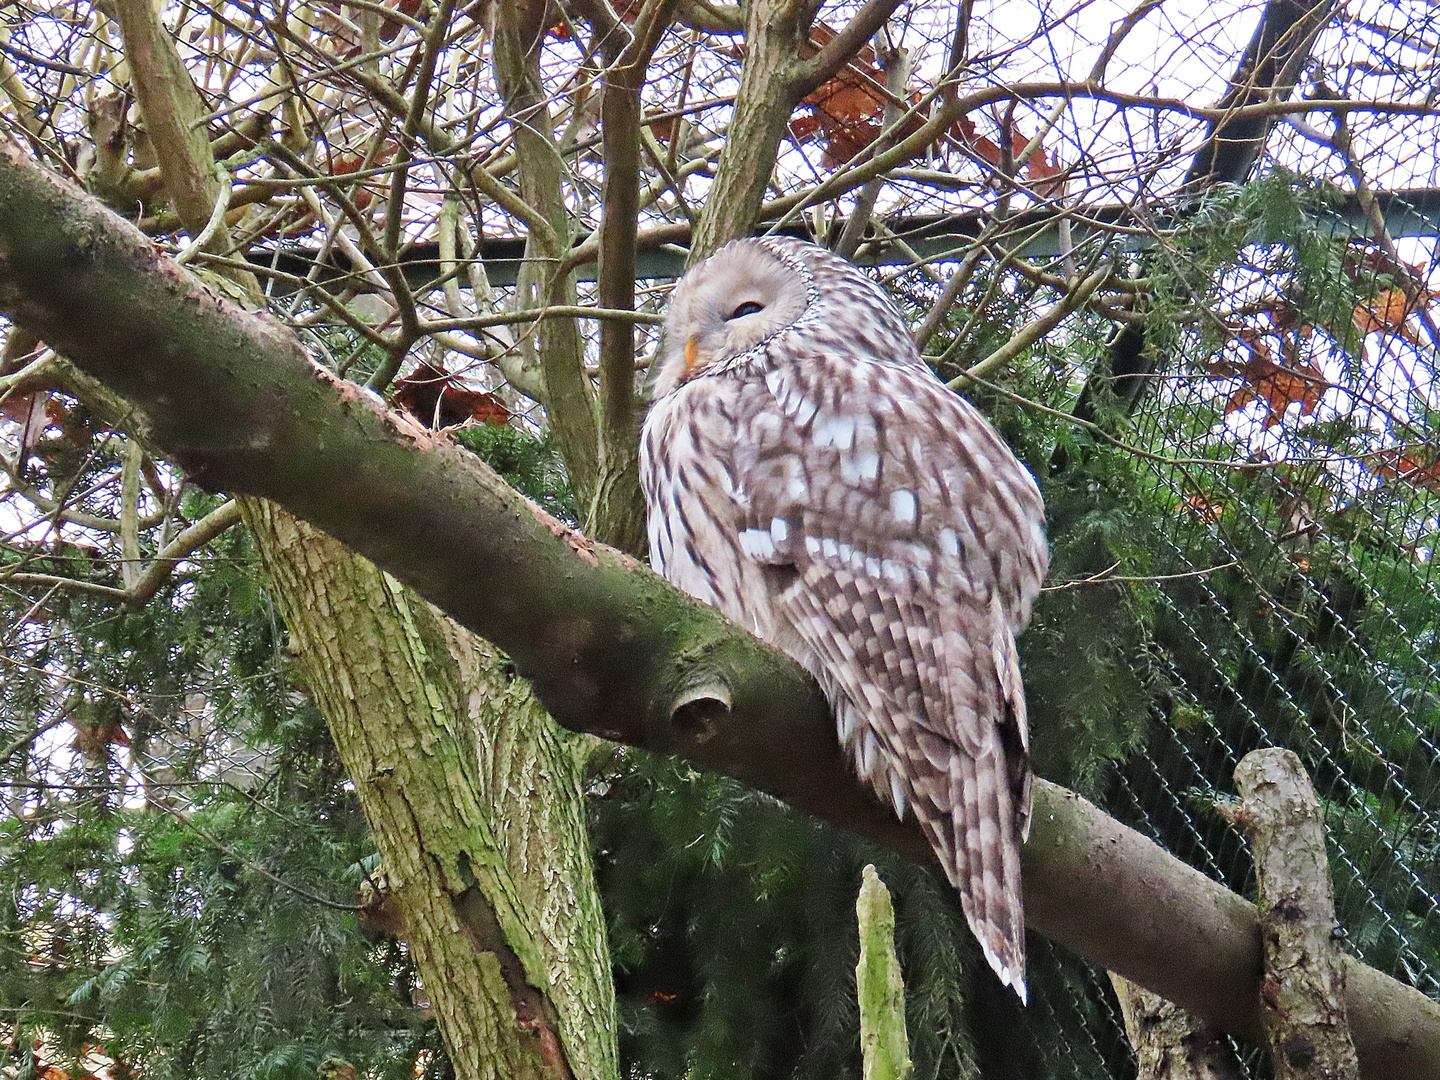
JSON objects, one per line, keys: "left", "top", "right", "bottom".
{"left": 1007, "top": 180, "right": 1440, "bottom": 1077}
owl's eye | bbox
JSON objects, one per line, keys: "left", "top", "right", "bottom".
{"left": 728, "top": 301, "right": 765, "bottom": 320}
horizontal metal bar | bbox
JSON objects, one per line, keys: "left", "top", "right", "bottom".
{"left": 249, "top": 187, "right": 1440, "bottom": 295}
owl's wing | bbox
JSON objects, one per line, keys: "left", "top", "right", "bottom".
{"left": 729, "top": 358, "right": 1046, "bottom": 999}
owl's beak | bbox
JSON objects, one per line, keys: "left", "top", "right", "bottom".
{"left": 680, "top": 335, "right": 703, "bottom": 382}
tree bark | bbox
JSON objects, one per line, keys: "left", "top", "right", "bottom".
{"left": 856, "top": 865, "right": 912, "bottom": 1080}
{"left": 1, "top": 140, "right": 1439, "bottom": 1080}
{"left": 244, "top": 502, "right": 618, "bottom": 1080}
{"left": 688, "top": 0, "right": 811, "bottom": 260}
{"left": 1222, "top": 749, "right": 1360, "bottom": 1080}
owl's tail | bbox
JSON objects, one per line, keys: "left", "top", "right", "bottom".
{"left": 925, "top": 605, "right": 1032, "bottom": 1004}
{"left": 939, "top": 742, "right": 1029, "bottom": 1004}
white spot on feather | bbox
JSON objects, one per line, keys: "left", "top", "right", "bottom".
{"left": 890, "top": 489, "right": 916, "bottom": 524}
{"left": 770, "top": 517, "right": 789, "bottom": 542}
{"left": 938, "top": 527, "right": 960, "bottom": 558}
{"left": 739, "top": 529, "right": 775, "bottom": 559}
{"left": 813, "top": 415, "right": 856, "bottom": 450}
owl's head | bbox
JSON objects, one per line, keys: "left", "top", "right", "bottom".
{"left": 652, "top": 238, "right": 814, "bottom": 399}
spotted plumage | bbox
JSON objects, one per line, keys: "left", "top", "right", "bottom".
{"left": 640, "top": 236, "right": 1048, "bottom": 1001}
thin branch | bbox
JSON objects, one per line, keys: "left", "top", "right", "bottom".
{"left": 147, "top": 778, "right": 362, "bottom": 911}
{"left": 965, "top": 265, "right": 1109, "bottom": 380}
{"left": 173, "top": 166, "right": 232, "bottom": 266}
{"left": 834, "top": 45, "right": 913, "bottom": 259}
{"left": 125, "top": 498, "right": 242, "bottom": 607}
{"left": 0, "top": 572, "right": 131, "bottom": 599}
{"left": 1042, "top": 559, "right": 1242, "bottom": 592}
{"left": 119, "top": 436, "right": 143, "bottom": 591}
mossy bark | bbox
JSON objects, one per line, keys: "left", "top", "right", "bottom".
{"left": 244, "top": 501, "right": 618, "bottom": 1080}
{"left": 856, "top": 865, "right": 912, "bottom": 1080}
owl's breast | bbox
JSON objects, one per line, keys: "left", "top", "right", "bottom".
{"left": 640, "top": 377, "right": 782, "bottom": 643}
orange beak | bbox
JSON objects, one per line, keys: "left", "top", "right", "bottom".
{"left": 681, "top": 335, "right": 702, "bottom": 382}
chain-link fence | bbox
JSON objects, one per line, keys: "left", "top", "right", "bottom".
{"left": 1008, "top": 181, "right": 1440, "bottom": 1078}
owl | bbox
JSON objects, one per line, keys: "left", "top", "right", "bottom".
{"left": 639, "top": 236, "right": 1048, "bottom": 1001}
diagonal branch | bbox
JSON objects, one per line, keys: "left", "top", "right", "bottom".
{"left": 124, "top": 498, "right": 242, "bottom": 607}
{"left": 0, "top": 140, "right": 1437, "bottom": 1080}
{"left": 788, "top": 0, "right": 906, "bottom": 101}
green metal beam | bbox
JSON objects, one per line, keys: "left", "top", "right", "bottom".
{"left": 251, "top": 187, "right": 1440, "bottom": 296}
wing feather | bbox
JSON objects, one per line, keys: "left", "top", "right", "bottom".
{"left": 730, "top": 355, "right": 1042, "bottom": 999}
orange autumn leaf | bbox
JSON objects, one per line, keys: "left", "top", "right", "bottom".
{"left": 947, "top": 115, "right": 1066, "bottom": 195}
{"left": 394, "top": 363, "right": 511, "bottom": 429}
{"left": 1183, "top": 493, "right": 1225, "bottom": 524}
{"left": 1026, "top": 144, "right": 1066, "bottom": 197}
{"left": 792, "top": 24, "right": 925, "bottom": 167}
{"left": 1369, "top": 448, "right": 1440, "bottom": 495}
{"left": 1351, "top": 286, "right": 1436, "bottom": 344}
{"left": 1219, "top": 327, "right": 1330, "bottom": 429}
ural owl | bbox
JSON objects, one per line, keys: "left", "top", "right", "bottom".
{"left": 639, "top": 236, "right": 1048, "bottom": 1001}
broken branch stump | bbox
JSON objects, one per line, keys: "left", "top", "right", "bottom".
{"left": 1219, "top": 748, "right": 1360, "bottom": 1080}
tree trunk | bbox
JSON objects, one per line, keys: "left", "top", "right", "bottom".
{"left": 243, "top": 500, "right": 618, "bottom": 1080}
{"left": 689, "top": 0, "right": 810, "bottom": 260}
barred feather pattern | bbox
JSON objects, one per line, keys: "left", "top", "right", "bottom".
{"left": 640, "top": 237, "right": 1048, "bottom": 1001}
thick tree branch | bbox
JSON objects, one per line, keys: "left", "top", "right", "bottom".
{"left": 112, "top": 0, "right": 221, "bottom": 238}
{"left": 1222, "top": 749, "right": 1361, "bottom": 1080}
{"left": 113, "top": 0, "right": 258, "bottom": 297}
{"left": 689, "top": 0, "right": 811, "bottom": 259}
{"left": 1, "top": 142, "right": 1438, "bottom": 1080}
{"left": 1183, "top": 0, "right": 1336, "bottom": 192}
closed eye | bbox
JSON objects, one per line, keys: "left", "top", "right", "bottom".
{"left": 728, "top": 301, "right": 765, "bottom": 320}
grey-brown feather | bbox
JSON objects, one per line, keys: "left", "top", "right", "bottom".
{"left": 640, "top": 236, "right": 1047, "bottom": 1001}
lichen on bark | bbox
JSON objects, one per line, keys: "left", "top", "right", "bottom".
{"left": 243, "top": 501, "right": 618, "bottom": 1080}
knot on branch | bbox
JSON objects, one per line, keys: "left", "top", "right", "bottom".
{"left": 667, "top": 679, "right": 731, "bottom": 743}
